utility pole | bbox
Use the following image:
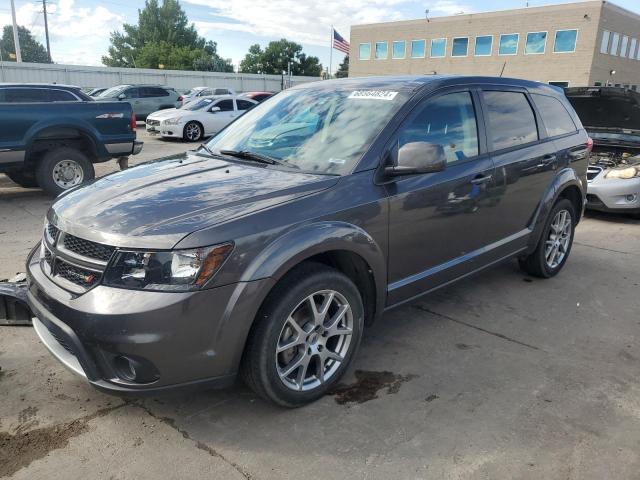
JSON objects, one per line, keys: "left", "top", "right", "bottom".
{"left": 42, "top": 0, "right": 51, "bottom": 62}
{"left": 10, "top": 0, "right": 22, "bottom": 62}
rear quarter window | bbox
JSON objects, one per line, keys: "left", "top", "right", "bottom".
{"left": 531, "top": 93, "right": 577, "bottom": 137}
{"left": 0, "top": 88, "right": 49, "bottom": 102}
{"left": 483, "top": 91, "right": 539, "bottom": 151}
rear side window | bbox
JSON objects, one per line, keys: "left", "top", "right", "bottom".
{"left": 483, "top": 91, "right": 538, "bottom": 150}
{"left": 531, "top": 93, "right": 577, "bottom": 137}
{"left": 215, "top": 99, "right": 234, "bottom": 111}
{"left": 399, "top": 91, "right": 479, "bottom": 164}
{"left": 141, "top": 87, "right": 169, "bottom": 97}
{"left": 214, "top": 88, "right": 230, "bottom": 95}
{"left": 50, "top": 89, "right": 78, "bottom": 102}
{"left": 1, "top": 88, "right": 49, "bottom": 102}
{"left": 236, "top": 99, "right": 255, "bottom": 111}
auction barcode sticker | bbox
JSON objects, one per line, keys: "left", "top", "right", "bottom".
{"left": 348, "top": 90, "right": 399, "bottom": 101}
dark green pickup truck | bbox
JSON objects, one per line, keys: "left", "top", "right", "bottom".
{"left": 0, "top": 84, "right": 143, "bottom": 196}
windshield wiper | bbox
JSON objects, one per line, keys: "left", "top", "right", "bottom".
{"left": 198, "top": 143, "right": 216, "bottom": 156}
{"left": 220, "top": 149, "right": 298, "bottom": 169}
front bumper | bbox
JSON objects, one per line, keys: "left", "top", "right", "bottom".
{"left": 26, "top": 245, "right": 273, "bottom": 395}
{"left": 586, "top": 176, "right": 640, "bottom": 213}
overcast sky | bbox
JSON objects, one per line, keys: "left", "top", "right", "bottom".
{"left": 1, "top": 0, "right": 639, "bottom": 72}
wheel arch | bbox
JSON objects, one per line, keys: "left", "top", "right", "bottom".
{"left": 25, "top": 126, "right": 99, "bottom": 169}
{"left": 527, "top": 168, "right": 585, "bottom": 253}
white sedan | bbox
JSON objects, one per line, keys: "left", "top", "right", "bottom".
{"left": 145, "top": 95, "right": 257, "bottom": 142}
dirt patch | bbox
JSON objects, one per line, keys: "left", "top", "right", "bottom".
{"left": 330, "top": 370, "right": 417, "bottom": 405}
{"left": 0, "top": 404, "right": 124, "bottom": 477}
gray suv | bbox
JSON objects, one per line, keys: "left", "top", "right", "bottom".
{"left": 23, "top": 76, "right": 590, "bottom": 407}
{"left": 96, "top": 85, "right": 180, "bottom": 119}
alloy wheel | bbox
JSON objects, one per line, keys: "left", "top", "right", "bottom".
{"left": 52, "top": 160, "right": 84, "bottom": 189}
{"left": 185, "top": 123, "right": 201, "bottom": 141}
{"left": 276, "top": 290, "right": 353, "bottom": 392}
{"left": 544, "top": 209, "right": 572, "bottom": 269}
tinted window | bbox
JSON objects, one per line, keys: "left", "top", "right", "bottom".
{"left": 431, "top": 38, "right": 446, "bottom": 57}
{"left": 554, "top": 30, "right": 578, "bottom": 53}
{"left": 411, "top": 39, "right": 425, "bottom": 58}
{"left": 484, "top": 91, "right": 538, "bottom": 150}
{"left": 531, "top": 94, "right": 576, "bottom": 137}
{"left": 236, "top": 99, "right": 255, "bottom": 111}
{"left": 392, "top": 41, "right": 405, "bottom": 59}
{"left": 214, "top": 88, "right": 230, "bottom": 95}
{"left": 1, "top": 88, "right": 49, "bottom": 102}
{"left": 475, "top": 35, "right": 493, "bottom": 56}
{"left": 359, "top": 43, "right": 371, "bottom": 60}
{"left": 499, "top": 34, "right": 519, "bottom": 55}
{"left": 525, "top": 32, "right": 547, "bottom": 54}
{"left": 50, "top": 89, "right": 78, "bottom": 101}
{"left": 141, "top": 87, "right": 169, "bottom": 97}
{"left": 375, "top": 42, "right": 388, "bottom": 59}
{"left": 452, "top": 37, "right": 469, "bottom": 57}
{"left": 215, "top": 99, "right": 234, "bottom": 111}
{"left": 122, "top": 88, "right": 139, "bottom": 99}
{"left": 399, "top": 91, "right": 479, "bottom": 164}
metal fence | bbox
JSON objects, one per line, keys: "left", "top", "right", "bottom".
{"left": 0, "top": 61, "right": 319, "bottom": 92}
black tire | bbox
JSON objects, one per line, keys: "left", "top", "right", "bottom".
{"left": 519, "top": 198, "right": 576, "bottom": 278}
{"left": 183, "top": 121, "right": 203, "bottom": 142}
{"left": 35, "top": 147, "right": 95, "bottom": 197}
{"left": 6, "top": 170, "right": 39, "bottom": 188}
{"left": 241, "top": 262, "right": 364, "bottom": 407}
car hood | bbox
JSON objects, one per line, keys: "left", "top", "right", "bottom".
{"left": 565, "top": 87, "right": 640, "bottom": 133}
{"left": 148, "top": 108, "right": 181, "bottom": 120}
{"left": 48, "top": 151, "right": 339, "bottom": 249}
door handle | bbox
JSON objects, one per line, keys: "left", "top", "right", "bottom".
{"left": 536, "top": 154, "right": 557, "bottom": 169}
{"left": 471, "top": 174, "right": 493, "bottom": 185}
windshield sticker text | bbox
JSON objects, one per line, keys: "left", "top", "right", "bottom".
{"left": 348, "top": 90, "right": 398, "bottom": 101}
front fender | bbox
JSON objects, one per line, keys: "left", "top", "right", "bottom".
{"left": 528, "top": 167, "right": 585, "bottom": 252}
{"left": 241, "top": 221, "right": 387, "bottom": 318}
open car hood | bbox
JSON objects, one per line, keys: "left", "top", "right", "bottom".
{"left": 565, "top": 87, "right": 640, "bottom": 133}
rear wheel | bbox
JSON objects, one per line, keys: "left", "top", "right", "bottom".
{"left": 35, "top": 147, "right": 95, "bottom": 196}
{"left": 183, "top": 121, "right": 203, "bottom": 142}
{"left": 519, "top": 198, "right": 576, "bottom": 278}
{"left": 241, "top": 263, "right": 364, "bottom": 407}
{"left": 6, "top": 170, "right": 38, "bottom": 188}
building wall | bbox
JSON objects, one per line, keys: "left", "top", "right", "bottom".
{"left": 349, "top": 1, "right": 638, "bottom": 87}
{"left": 590, "top": 3, "right": 640, "bottom": 86}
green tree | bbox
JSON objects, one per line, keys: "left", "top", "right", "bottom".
{"left": 335, "top": 55, "right": 349, "bottom": 78}
{"left": 102, "top": 0, "right": 233, "bottom": 72}
{"left": 240, "top": 39, "right": 322, "bottom": 76}
{"left": 1, "top": 25, "right": 50, "bottom": 63}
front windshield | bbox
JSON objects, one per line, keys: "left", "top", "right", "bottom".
{"left": 98, "top": 86, "right": 126, "bottom": 98}
{"left": 183, "top": 98, "right": 214, "bottom": 111}
{"left": 205, "top": 86, "right": 408, "bottom": 175}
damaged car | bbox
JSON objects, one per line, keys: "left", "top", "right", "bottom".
{"left": 565, "top": 87, "right": 640, "bottom": 217}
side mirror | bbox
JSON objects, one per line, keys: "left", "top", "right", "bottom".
{"left": 117, "top": 93, "right": 126, "bottom": 100}
{"left": 385, "top": 141, "right": 447, "bottom": 176}
{"left": 209, "top": 106, "right": 221, "bottom": 113}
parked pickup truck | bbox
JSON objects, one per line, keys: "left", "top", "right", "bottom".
{"left": 0, "top": 85, "right": 143, "bottom": 196}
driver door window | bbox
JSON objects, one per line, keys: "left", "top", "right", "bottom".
{"left": 212, "top": 99, "right": 234, "bottom": 112}
{"left": 399, "top": 91, "right": 479, "bottom": 164}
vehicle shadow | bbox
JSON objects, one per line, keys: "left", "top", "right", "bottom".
{"left": 583, "top": 209, "right": 639, "bottom": 224}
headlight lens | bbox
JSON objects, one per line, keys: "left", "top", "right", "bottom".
{"left": 605, "top": 166, "right": 640, "bottom": 179}
{"left": 163, "top": 117, "right": 183, "bottom": 125}
{"left": 104, "top": 243, "right": 233, "bottom": 291}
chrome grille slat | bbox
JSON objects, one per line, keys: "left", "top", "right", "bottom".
{"left": 61, "top": 233, "right": 116, "bottom": 263}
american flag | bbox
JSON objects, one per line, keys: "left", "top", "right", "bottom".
{"left": 332, "top": 29, "right": 350, "bottom": 54}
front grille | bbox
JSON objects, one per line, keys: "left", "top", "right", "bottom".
{"left": 146, "top": 119, "right": 160, "bottom": 126}
{"left": 62, "top": 234, "right": 115, "bottom": 262}
{"left": 43, "top": 247, "right": 53, "bottom": 268}
{"left": 47, "top": 223, "right": 59, "bottom": 241}
{"left": 55, "top": 260, "right": 101, "bottom": 288}
{"left": 587, "top": 167, "right": 603, "bottom": 181}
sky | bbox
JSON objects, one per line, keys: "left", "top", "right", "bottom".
{"left": 1, "top": 0, "right": 640, "bottom": 73}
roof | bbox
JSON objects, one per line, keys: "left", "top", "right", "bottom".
{"left": 293, "top": 75, "right": 562, "bottom": 95}
{"left": 0, "top": 83, "right": 82, "bottom": 89}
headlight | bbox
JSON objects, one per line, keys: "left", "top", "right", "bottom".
{"left": 103, "top": 243, "right": 233, "bottom": 291}
{"left": 163, "top": 117, "right": 184, "bottom": 125}
{"left": 605, "top": 166, "right": 640, "bottom": 179}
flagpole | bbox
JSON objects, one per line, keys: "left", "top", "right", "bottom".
{"left": 329, "top": 25, "right": 333, "bottom": 79}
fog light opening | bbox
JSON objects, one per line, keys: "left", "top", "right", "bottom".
{"left": 114, "top": 355, "right": 137, "bottom": 382}
{"left": 625, "top": 194, "right": 637, "bottom": 203}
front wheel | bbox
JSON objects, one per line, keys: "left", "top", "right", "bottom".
{"left": 183, "top": 121, "right": 203, "bottom": 142}
{"left": 519, "top": 198, "right": 576, "bottom": 278}
{"left": 241, "top": 263, "right": 364, "bottom": 407}
{"left": 35, "top": 147, "right": 95, "bottom": 197}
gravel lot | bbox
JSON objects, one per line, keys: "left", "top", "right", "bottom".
{"left": 1, "top": 128, "right": 639, "bottom": 479}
